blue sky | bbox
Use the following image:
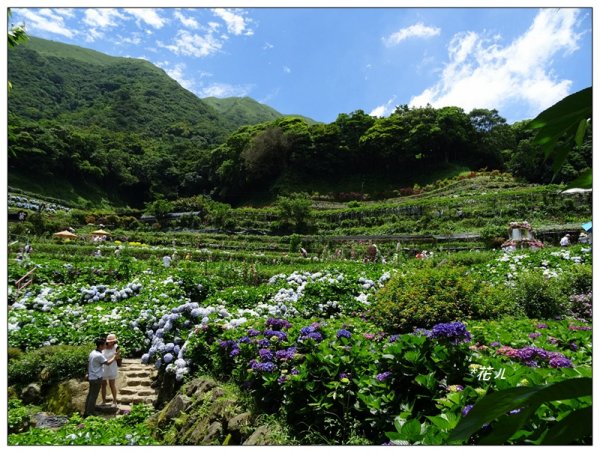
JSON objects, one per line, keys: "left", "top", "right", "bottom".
{"left": 8, "top": 6, "right": 593, "bottom": 124}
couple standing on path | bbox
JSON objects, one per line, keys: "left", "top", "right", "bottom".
{"left": 84, "top": 334, "right": 122, "bottom": 417}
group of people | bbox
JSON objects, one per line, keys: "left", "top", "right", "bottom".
{"left": 560, "top": 232, "right": 590, "bottom": 247}
{"left": 84, "top": 333, "right": 122, "bottom": 417}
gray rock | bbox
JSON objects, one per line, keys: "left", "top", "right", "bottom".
{"left": 158, "top": 394, "right": 192, "bottom": 429}
{"left": 32, "top": 412, "right": 69, "bottom": 429}
{"left": 243, "top": 425, "right": 271, "bottom": 446}
{"left": 21, "top": 383, "right": 42, "bottom": 404}
{"left": 227, "top": 411, "right": 252, "bottom": 433}
{"left": 202, "top": 421, "right": 223, "bottom": 444}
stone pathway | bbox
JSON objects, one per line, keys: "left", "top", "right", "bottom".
{"left": 96, "top": 358, "right": 158, "bottom": 415}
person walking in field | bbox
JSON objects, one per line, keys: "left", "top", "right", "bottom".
{"left": 84, "top": 338, "right": 119, "bottom": 417}
{"left": 560, "top": 234, "right": 571, "bottom": 246}
{"left": 101, "top": 333, "right": 122, "bottom": 407}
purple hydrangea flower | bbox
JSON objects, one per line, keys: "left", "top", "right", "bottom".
{"left": 490, "top": 342, "right": 501, "bottom": 347}
{"left": 303, "top": 332, "right": 323, "bottom": 342}
{"left": 462, "top": 404, "right": 474, "bottom": 417}
{"left": 528, "top": 332, "right": 541, "bottom": 339}
{"left": 339, "top": 372, "right": 350, "bottom": 379}
{"left": 570, "top": 343, "right": 579, "bottom": 351}
{"left": 537, "top": 323, "right": 548, "bottom": 329}
{"left": 336, "top": 329, "right": 352, "bottom": 339}
{"left": 376, "top": 371, "right": 392, "bottom": 382}
{"left": 264, "top": 330, "right": 288, "bottom": 341}
{"left": 238, "top": 336, "right": 251, "bottom": 344}
{"left": 412, "top": 328, "right": 432, "bottom": 338}
{"left": 300, "top": 325, "right": 316, "bottom": 336}
{"left": 230, "top": 348, "right": 240, "bottom": 357}
{"left": 388, "top": 334, "right": 400, "bottom": 343}
{"left": 430, "top": 322, "right": 471, "bottom": 344}
{"left": 257, "top": 339, "right": 270, "bottom": 348}
{"left": 259, "top": 348, "right": 274, "bottom": 361}
{"left": 275, "top": 347, "right": 296, "bottom": 361}
{"left": 549, "top": 355, "right": 573, "bottom": 368}
{"left": 250, "top": 360, "right": 277, "bottom": 373}
{"left": 248, "top": 328, "right": 261, "bottom": 337}
{"left": 266, "top": 318, "right": 292, "bottom": 330}
{"left": 277, "top": 375, "right": 288, "bottom": 384}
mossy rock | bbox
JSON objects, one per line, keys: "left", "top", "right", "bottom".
{"left": 45, "top": 379, "right": 88, "bottom": 416}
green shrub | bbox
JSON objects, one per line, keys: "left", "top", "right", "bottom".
{"left": 8, "top": 399, "right": 37, "bottom": 434}
{"left": 511, "top": 272, "right": 567, "bottom": 319}
{"left": 557, "top": 264, "right": 592, "bottom": 296}
{"left": 8, "top": 347, "right": 23, "bottom": 362}
{"left": 371, "top": 267, "right": 515, "bottom": 332}
{"left": 8, "top": 345, "right": 89, "bottom": 389}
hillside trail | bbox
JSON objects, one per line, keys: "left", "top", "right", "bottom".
{"left": 95, "top": 358, "right": 158, "bottom": 417}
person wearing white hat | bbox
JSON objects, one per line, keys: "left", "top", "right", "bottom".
{"left": 101, "top": 333, "right": 121, "bottom": 406}
{"left": 560, "top": 234, "right": 571, "bottom": 247}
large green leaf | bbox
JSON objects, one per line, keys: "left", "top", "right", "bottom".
{"left": 540, "top": 406, "right": 593, "bottom": 445}
{"left": 530, "top": 87, "right": 592, "bottom": 158}
{"left": 565, "top": 168, "right": 592, "bottom": 190}
{"left": 449, "top": 377, "right": 592, "bottom": 443}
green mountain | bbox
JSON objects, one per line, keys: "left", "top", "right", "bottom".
{"left": 8, "top": 36, "right": 290, "bottom": 141}
{"left": 203, "top": 96, "right": 317, "bottom": 129}
{"left": 203, "top": 96, "right": 282, "bottom": 129}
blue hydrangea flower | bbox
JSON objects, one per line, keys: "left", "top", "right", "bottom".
{"left": 163, "top": 353, "right": 174, "bottom": 364}
{"left": 259, "top": 349, "right": 274, "bottom": 361}
{"left": 376, "top": 371, "right": 392, "bottom": 382}
{"left": 275, "top": 347, "right": 296, "bottom": 361}
{"left": 141, "top": 353, "right": 150, "bottom": 364}
{"left": 336, "top": 329, "right": 352, "bottom": 339}
{"left": 248, "top": 328, "right": 261, "bottom": 337}
{"left": 430, "top": 322, "right": 471, "bottom": 344}
{"left": 462, "top": 404, "right": 474, "bottom": 417}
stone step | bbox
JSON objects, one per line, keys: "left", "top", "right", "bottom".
{"left": 119, "top": 396, "right": 156, "bottom": 405}
{"left": 125, "top": 379, "right": 152, "bottom": 387}
{"left": 120, "top": 387, "right": 157, "bottom": 397}
{"left": 124, "top": 371, "right": 154, "bottom": 378}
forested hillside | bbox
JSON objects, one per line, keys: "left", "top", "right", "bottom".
{"left": 8, "top": 37, "right": 592, "bottom": 208}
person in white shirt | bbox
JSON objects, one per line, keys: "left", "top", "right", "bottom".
{"left": 560, "top": 234, "right": 571, "bottom": 247}
{"left": 101, "top": 333, "right": 121, "bottom": 406}
{"left": 163, "top": 255, "right": 172, "bottom": 267}
{"left": 84, "top": 338, "right": 119, "bottom": 417}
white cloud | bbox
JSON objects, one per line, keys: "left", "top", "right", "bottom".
{"left": 384, "top": 22, "right": 440, "bottom": 46}
{"left": 283, "top": 66, "right": 291, "bottom": 74}
{"left": 211, "top": 8, "right": 253, "bottom": 36}
{"left": 158, "top": 29, "right": 222, "bottom": 58}
{"left": 118, "top": 33, "right": 143, "bottom": 46}
{"left": 125, "top": 8, "right": 166, "bottom": 29}
{"left": 157, "top": 62, "right": 196, "bottom": 92}
{"left": 15, "top": 8, "right": 75, "bottom": 38}
{"left": 54, "top": 9, "right": 76, "bottom": 18}
{"left": 174, "top": 11, "right": 199, "bottom": 29}
{"left": 83, "top": 9, "right": 125, "bottom": 29}
{"left": 370, "top": 96, "right": 397, "bottom": 117}
{"left": 409, "top": 9, "right": 583, "bottom": 117}
{"left": 199, "top": 82, "right": 252, "bottom": 98}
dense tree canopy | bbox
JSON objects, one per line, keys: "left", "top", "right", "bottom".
{"left": 7, "top": 37, "right": 592, "bottom": 207}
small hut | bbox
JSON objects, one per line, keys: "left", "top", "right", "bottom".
{"left": 501, "top": 221, "right": 543, "bottom": 252}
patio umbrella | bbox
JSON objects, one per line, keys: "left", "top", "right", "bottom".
{"left": 54, "top": 230, "right": 77, "bottom": 238}
{"left": 91, "top": 229, "right": 111, "bottom": 235}
{"left": 582, "top": 221, "right": 592, "bottom": 232}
